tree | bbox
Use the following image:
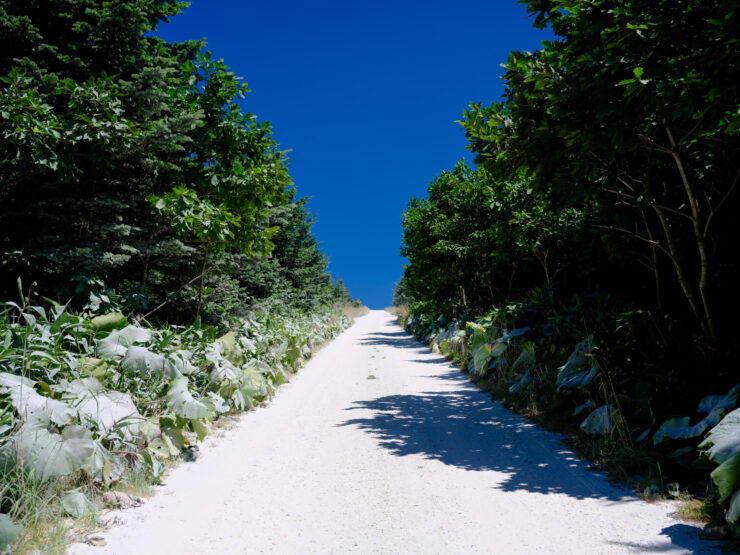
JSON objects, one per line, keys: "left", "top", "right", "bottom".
{"left": 461, "top": 0, "right": 740, "bottom": 342}
{"left": 400, "top": 162, "right": 589, "bottom": 312}
{"left": 0, "top": 0, "right": 291, "bottom": 322}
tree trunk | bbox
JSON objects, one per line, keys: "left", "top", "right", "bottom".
{"left": 195, "top": 241, "right": 210, "bottom": 319}
{"left": 665, "top": 126, "right": 715, "bottom": 341}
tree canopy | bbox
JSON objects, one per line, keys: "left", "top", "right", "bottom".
{"left": 0, "top": 0, "right": 343, "bottom": 323}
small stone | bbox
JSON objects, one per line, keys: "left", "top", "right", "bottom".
{"left": 102, "top": 491, "right": 145, "bottom": 509}
{"left": 84, "top": 535, "right": 107, "bottom": 546}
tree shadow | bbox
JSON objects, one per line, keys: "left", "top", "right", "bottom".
{"left": 607, "top": 524, "right": 723, "bottom": 553}
{"left": 339, "top": 386, "right": 630, "bottom": 501}
{"left": 357, "top": 331, "right": 428, "bottom": 350}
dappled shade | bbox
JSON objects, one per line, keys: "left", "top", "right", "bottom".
{"left": 340, "top": 376, "right": 629, "bottom": 501}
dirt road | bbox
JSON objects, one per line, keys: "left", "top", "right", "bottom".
{"left": 69, "top": 310, "right": 720, "bottom": 554}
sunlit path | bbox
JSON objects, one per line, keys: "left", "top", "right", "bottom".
{"left": 68, "top": 311, "right": 719, "bottom": 554}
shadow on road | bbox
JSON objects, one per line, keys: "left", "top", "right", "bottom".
{"left": 357, "top": 331, "right": 428, "bottom": 351}
{"left": 339, "top": 388, "right": 626, "bottom": 501}
{"left": 607, "top": 523, "right": 722, "bottom": 553}
{"left": 340, "top": 326, "right": 718, "bottom": 552}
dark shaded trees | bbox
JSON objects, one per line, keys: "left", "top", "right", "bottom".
{"left": 401, "top": 162, "right": 591, "bottom": 313}
{"left": 461, "top": 0, "right": 740, "bottom": 343}
{"left": 0, "top": 0, "right": 300, "bottom": 322}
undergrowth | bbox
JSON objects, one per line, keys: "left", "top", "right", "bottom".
{"left": 0, "top": 290, "right": 356, "bottom": 553}
{"left": 397, "top": 296, "right": 740, "bottom": 534}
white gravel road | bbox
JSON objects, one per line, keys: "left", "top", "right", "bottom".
{"left": 69, "top": 310, "right": 721, "bottom": 555}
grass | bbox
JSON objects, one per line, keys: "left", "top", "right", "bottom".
{"left": 2, "top": 470, "right": 99, "bottom": 555}
{"left": 112, "top": 467, "right": 154, "bottom": 499}
{"left": 673, "top": 495, "right": 723, "bottom": 523}
{"left": 341, "top": 302, "right": 370, "bottom": 320}
{"left": 384, "top": 305, "right": 408, "bottom": 322}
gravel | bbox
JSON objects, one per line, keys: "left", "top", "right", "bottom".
{"left": 68, "top": 310, "right": 722, "bottom": 554}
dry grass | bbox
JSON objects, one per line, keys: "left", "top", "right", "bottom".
{"left": 384, "top": 304, "right": 408, "bottom": 323}
{"left": 340, "top": 302, "right": 370, "bottom": 321}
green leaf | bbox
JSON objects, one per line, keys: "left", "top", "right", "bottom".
{"left": 141, "top": 451, "right": 165, "bottom": 481}
{"left": 146, "top": 438, "right": 176, "bottom": 460}
{"left": 89, "top": 312, "right": 126, "bottom": 332}
{"left": 60, "top": 490, "right": 95, "bottom": 517}
{"left": 633, "top": 67, "right": 644, "bottom": 79}
{"left": 710, "top": 452, "right": 740, "bottom": 502}
{"left": 697, "top": 389, "right": 739, "bottom": 414}
{"left": 121, "top": 346, "right": 181, "bottom": 379}
{"left": 700, "top": 407, "right": 740, "bottom": 463}
{"left": 0, "top": 372, "right": 75, "bottom": 426}
{"left": 511, "top": 342, "right": 536, "bottom": 372}
{"left": 471, "top": 343, "right": 494, "bottom": 375}
{"left": 237, "top": 367, "right": 267, "bottom": 400}
{"left": 0, "top": 513, "right": 22, "bottom": 551}
{"left": 573, "top": 400, "right": 595, "bottom": 416}
{"left": 653, "top": 409, "right": 725, "bottom": 444}
{"left": 166, "top": 378, "right": 210, "bottom": 420}
{"left": 96, "top": 325, "right": 152, "bottom": 359}
{"left": 556, "top": 336, "right": 598, "bottom": 390}
{"left": 580, "top": 405, "right": 613, "bottom": 435}
{"left": 727, "top": 490, "right": 740, "bottom": 523}
{"left": 63, "top": 378, "right": 143, "bottom": 439}
{"left": 0, "top": 421, "right": 96, "bottom": 482}
{"left": 191, "top": 419, "right": 208, "bottom": 441}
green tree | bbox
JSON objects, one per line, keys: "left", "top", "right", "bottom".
{"left": 461, "top": 0, "right": 740, "bottom": 342}
{"left": 0, "top": 0, "right": 291, "bottom": 322}
{"left": 401, "top": 162, "right": 589, "bottom": 312}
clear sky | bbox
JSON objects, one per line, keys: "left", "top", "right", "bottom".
{"left": 156, "top": 1, "right": 551, "bottom": 308}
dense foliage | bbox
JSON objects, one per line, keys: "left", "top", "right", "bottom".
{"left": 0, "top": 0, "right": 346, "bottom": 324}
{"left": 0, "top": 291, "right": 352, "bottom": 550}
{"left": 0, "top": 3, "right": 358, "bottom": 550}
{"left": 400, "top": 0, "right": 740, "bottom": 528}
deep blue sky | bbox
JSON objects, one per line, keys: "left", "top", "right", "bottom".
{"left": 156, "top": 1, "right": 551, "bottom": 308}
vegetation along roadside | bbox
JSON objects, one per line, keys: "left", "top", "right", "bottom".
{"left": 0, "top": 1, "right": 364, "bottom": 552}
{"left": 395, "top": 0, "right": 740, "bottom": 545}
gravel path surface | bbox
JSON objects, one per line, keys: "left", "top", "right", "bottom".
{"left": 69, "top": 310, "right": 721, "bottom": 554}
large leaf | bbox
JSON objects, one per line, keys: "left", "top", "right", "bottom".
{"left": 216, "top": 332, "right": 241, "bottom": 364}
{"left": 238, "top": 367, "right": 267, "bottom": 399}
{"left": 0, "top": 513, "right": 22, "bottom": 551}
{"left": 0, "top": 372, "right": 75, "bottom": 426}
{"left": 728, "top": 490, "right": 740, "bottom": 524}
{"left": 121, "top": 346, "right": 180, "bottom": 379}
{"left": 653, "top": 409, "right": 725, "bottom": 444}
{"left": 168, "top": 351, "right": 197, "bottom": 375}
{"left": 80, "top": 440, "right": 120, "bottom": 485}
{"left": 96, "top": 325, "right": 153, "bottom": 359}
{"left": 710, "top": 452, "right": 740, "bottom": 503}
{"left": 166, "top": 378, "right": 209, "bottom": 420}
{"left": 63, "top": 378, "right": 143, "bottom": 439}
{"left": 75, "top": 357, "right": 112, "bottom": 379}
{"left": 697, "top": 384, "right": 740, "bottom": 414}
{"left": 60, "top": 490, "right": 95, "bottom": 517}
{"left": 470, "top": 343, "right": 494, "bottom": 375}
{"left": 0, "top": 420, "right": 96, "bottom": 482}
{"left": 556, "top": 335, "right": 598, "bottom": 391}
{"left": 204, "top": 392, "right": 230, "bottom": 414}
{"left": 699, "top": 407, "right": 740, "bottom": 463}
{"left": 511, "top": 342, "right": 536, "bottom": 373}
{"left": 580, "top": 405, "right": 613, "bottom": 435}
{"left": 89, "top": 312, "right": 126, "bottom": 332}
{"left": 211, "top": 358, "right": 240, "bottom": 382}
{"left": 508, "top": 372, "right": 531, "bottom": 395}
{"left": 230, "top": 367, "right": 267, "bottom": 410}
